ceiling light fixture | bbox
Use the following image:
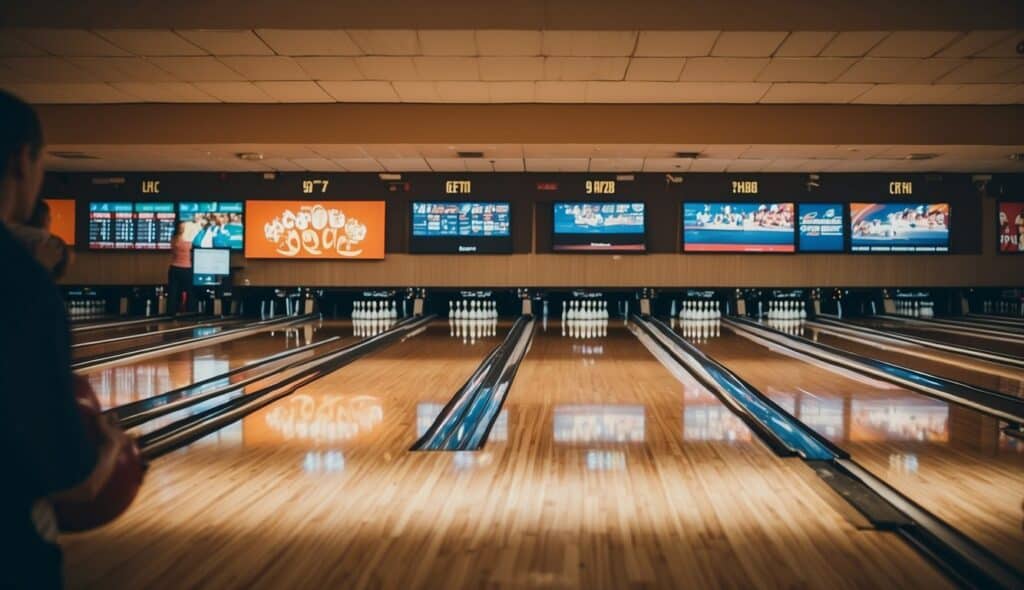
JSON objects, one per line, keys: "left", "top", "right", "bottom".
{"left": 236, "top": 152, "right": 264, "bottom": 161}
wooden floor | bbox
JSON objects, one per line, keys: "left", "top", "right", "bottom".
{"left": 61, "top": 321, "right": 950, "bottom": 589}
{"left": 852, "top": 317, "right": 1024, "bottom": 357}
{"left": 695, "top": 328, "right": 1024, "bottom": 571}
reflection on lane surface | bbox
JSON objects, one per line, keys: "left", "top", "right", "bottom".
{"left": 847, "top": 317, "right": 1024, "bottom": 357}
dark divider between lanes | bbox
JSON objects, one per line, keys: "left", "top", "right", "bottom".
{"left": 137, "top": 315, "right": 435, "bottom": 460}
{"left": 634, "top": 314, "right": 1024, "bottom": 590}
{"left": 877, "top": 315, "right": 1022, "bottom": 341}
{"left": 412, "top": 315, "right": 535, "bottom": 451}
{"left": 726, "top": 316, "right": 1024, "bottom": 426}
{"left": 71, "top": 312, "right": 202, "bottom": 333}
{"left": 915, "top": 315, "right": 1024, "bottom": 335}
{"left": 72, "top": 313, "right": 322, "bottom": 374}
{"left": 73, "top": 316, "right": 247, "bottom": 350}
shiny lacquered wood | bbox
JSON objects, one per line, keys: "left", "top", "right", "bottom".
{"left": 849, "top": 317, "right": 1024, "bottom": 358}
{"left": 62, "top": 321, "right": 949, "bottom": 589}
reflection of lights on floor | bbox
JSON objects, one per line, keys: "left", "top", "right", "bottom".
{"left": 264, "top": 394, "right": 383, "bottom": 442}
{"left": 452, "top": 451, "right": 493, "bottom": 470}
{"left": 554, "top": 405, "right": 645, "bottom": 443}
{"left": 888, "top": 453, "right": 919, "bottom": 474}
{"left": 303, "top": 451, "right": 345, "bottom": 473}
{"left": 585, "top": 450, "right": 626, "bottom": 471}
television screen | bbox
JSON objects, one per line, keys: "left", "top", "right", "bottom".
{"left": 850, "top": 202, "right": 950, "bottom": 252}
{"left": 410, "top": 201, "right": 512, "bottom": 253}
{"left": 44, "top": 199, "right": 76, "bottom": 246}
{"left": 998, "top": 201, "right": 1024, "bottom": 254}
{"left": 244, "top": 200, "right": 386, "bottom": 259}
{"left": 683, "top": 202, "right": 795, "bottom": 252}
{"left": 797, "top": 203, "right": 845, "bottom": 252}
{"left": 88, "top": 201, "right": 175, "bottom": 250}
{"left": 179, "top": 201, "right": 244, "bottom": 250}
{"left": 192, "top": 248, "right": 231, "bottom": 286}
{"left": 552, "top": 202, "right": 645, "bottom": 252}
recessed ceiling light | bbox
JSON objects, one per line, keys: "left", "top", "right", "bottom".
{"left": 236, "top": 152, "right": 263, "bottom": 161}
{"left": 674, "top": 151, "right": 701, "bottom": 159}
{"left": 456, "top": 151, "right": 484, "bottom": 159}
{"left": 904, "top": 153, "right": 938, "bottom": 161}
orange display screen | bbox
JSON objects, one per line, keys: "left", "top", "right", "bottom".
{"left": 44, "top": 199, "right": 76, "bottom": 245}
{"left": 244, "top": 200, "right": 386, "bottom": 259}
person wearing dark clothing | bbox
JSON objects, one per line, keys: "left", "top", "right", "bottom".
{"left": 167, "top": 221, "right": 193, "bottom": 315}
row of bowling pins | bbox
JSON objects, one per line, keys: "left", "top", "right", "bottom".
{"left": 449, "top": 316, "right": 498, "bottom": 342}
{"left": 563, "top": 300, "right": 609, "bottom": 321}
{"left": 67, "top": 299, "right": 107, "bottom": 318}
{"left": 677, "top": 300, "right": 721, "bottom": 321}
{"left": 766, "top": 300, "right": 807, "bottom": 321}
{"left": 676, "top": 318, "right": 720, "bottom": 341}
{"left": 352, "top": 300, "right": 397, "bottom": 320}
{"left": 352, "top": 317, "right": 396, "bottom": 337}
{"left": 562, "top": 318, "right": 608, "bottom": 339}
{"left": 895, "top": 300, "right": 934, "bottom": 318}
{"left": 450, "top": 299, "right": 498, "bottom": 320}
{"left": 765, "top": 317, "right": 805, "bottom": 336}
{"left": 982, "top": 300, "right": 1023, "bottom": 316}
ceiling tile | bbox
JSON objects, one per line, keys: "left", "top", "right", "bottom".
{"left": 219, "top": 56, "right": 309, "bottom": 80}
{"left": 96, "top": 30, "right": 206, "bottom": 56}
{"left": 318, "top": 80, "right": 399, "bottom": 101}
{"left": 69, "top": 57, "right": 179, "bottom": 82}
{"left": 426, "top": 157, "right": 467, "bottom": 171}
{"left": 462, "top": 158, "right": 506, "bottom": 172}
{"left": 634, "top": 31, "right": 719, "bottom": 57}
{"left": 541, "top": 31, "right": 638, "bottom": 57}
{"left": 687, "top": 158, "right": 730, "bottom": 172}
{"left": 413, "top": 57, "right": 479, "bottom": 80}
{"left": 996, "top": 66, "right": 1024, "bottom": 84}
{"left": 355, "top": 56, "right": 420, "bottom": 80}
{"left": 774, "top": 32, "right": 836, "bottom": 57}
{"left": 149, "top": 57, "right": 244, "bottom": 81}
{"left": 290, "top": 157, "right": 344, "bottom": 171}
{"left": 479, "top": 57, "right": 544, "bottom": 81}
{"left": 347, "top": 30, "right": 419, "bottom": 55}
{"left": 0, "top": 82, "right": 135, "bottom": 103}
{"left": 523, "top": 144, "right": 592, "bottom": 157}
{"left": 852, "top": 84, "right": 957, "bottom": 104}
{"left": 837, "top": 58, "right": 964, "bottom": 83}
{"left": 868, "top": 31, "right": 962, "bottom": 58}
{"left": 544, "top": 57, "right": 629, "bottom": 81}
{"left": 759, "top": 83, "right": 872, "bottom": 103}
{"left": 112, "top": 81, "right": 217, "bottom": 102}
{"left": 253, "top": 81, "right": 333, "bottom": 102}
{"left": 524, "top": 158, "right": 589, "bottom": 172}
{"left": 671, "top": 82, "right": 769, "bottom": 102}
{"left": 976, "top": 33, "right": 1024, "bottom": 57}
{"left": 725, "top": 159, "right": 770, "bottom": 172}
{"left": 710, "top": 32, "right": 787, "bottom": 57}
{"left": 362, "top": 144, "right": 422, "bottom": 158}
{"left": 258, "top": 158, "right": 306, "bottom": 171}
{"left": 392, "top": 81, "right": 441, "bottom": 101}
{"left": 176, "top": 30, "right": 273, "bottom": 56}
{"left": 938, "top": 83, "right": 1019, "bottom": 104}
{"left": 15, "top": 29, "right": 128, "bottom": 56}
{"left": 334, "top": 158, "right": 384, "bottom": 172}
{"left": 489, "top": 158, "right": 525, "bottom": 172}
{"left": 535, "top": 81, "right": 586, "bottom": 102}
{"left": 679, "top": 58, "right": 768, "bottom": 82}
{"left": 938, "top": 30, "right": 1015, "bottom": 57}
{"left": 588, "top": 158, "right": 643, "bottom": 171}
{"left": 308, "top": 145, "right": 369, "bottom": 158}
{"left": 584, "top": 81, "right": 768, "bottom": 103}
{"left": 820, "top": 31, "right": 889, "bottom": 57}
{"left": 378, "top": 157, "right": 431, "bottom": 171}
{"left": 192, "top": 81, "right": 275, "bottom": 102}
{"left": 938, "top": 59, "right": 1022, "bottom": 83}
{"left": 475, "top": 30, "right": 542, "bottom": 56}
{"left": 488, "top": 81, "right": 535, "bottom": 102}
{"left": 1, "top": 57, "right": 93, "bottom": 82}
{"left": 642, "top": 158, "right": 693, "bottom": 172}
{"left": 756, "top": 58, "right": 856, "bottom": 82}
{"left": 625, "top": 58, "right": 684, "bottom": 81}
{"left": 294, "top": 57, "right": 363, "bottom": 80}
{"left": 255, "top": 29, "right": 361, "bottom": 56}
{"left": 0, "top": 32, "right": 47, "bottom": 57}
{"left": 436, "top": 81, "right": 490, "bottom": 101}
{"left": 417, "top": 30, "right": 477, "bottom": 56}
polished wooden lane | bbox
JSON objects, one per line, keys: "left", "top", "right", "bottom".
{"left": 86, "top": 321, "right": 355, "bottom": 410}
{"left": 70, "top": 317, "right": 216, "bottom": 345}
{"left": 692, "top": 327, "right": 1024, "bottom": 572}
{"left": 803, "top": 325, "right": 1024, "bottom": 398}
{"left": 848, "top": 317, "right": 1024, "bottom": 357}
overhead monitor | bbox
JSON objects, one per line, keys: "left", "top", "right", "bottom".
{"left": 410, "top": 201, "right": 512, "bottom": 253}
{"left": 683, "top": 202, "right": 795, "bottom": 252}
{"left": 552, "top": 201, "right": 646, "bottom": 252}
{"left": 179, "top": 201, "right": 244, "bottom": 250}
{"left": 192, "top": 248, "right": 231, "bottom": 286}
{"left": 244, "top": 200, "right": 386, "bottom": 259}
{"left": 850, "top": 202, "right": 950, "bottom": 253}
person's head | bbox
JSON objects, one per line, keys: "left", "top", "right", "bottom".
{"left": 0, "top": 91, "right": 45, "bottom": 224}
{"left": 27, "top": 198, "right": 50, "bottom": 230}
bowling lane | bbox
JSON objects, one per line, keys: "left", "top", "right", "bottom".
{"left": 71, "top": 316, "right": 236, "bottom": 345}
{"left": 485, "top": 321, "right": 946, "bottom": 588}
{"left": 689, "top": 326, "right": 1024, "bottom": 571}
{"left": 86, "top": 321, "right": 355, "bottom": 410}
{"left": 847, "top": 317, "right": 1024, "bottom": 357}
{"left": 62, "top": 320, "right": 514, "bottom": 589}
{"left": 801, "top": 324, "right": 1024, "bottom": 398}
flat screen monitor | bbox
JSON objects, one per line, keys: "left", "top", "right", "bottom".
{"left": 244, "top": 200, "right": 386, "bottom": 259}
{"left": 850, "top": 202, "right": 950, "bottom": 253}
{"left": 410, "top": 201, "right": 512, "bottom": 253}
{"left": 683, "top": 202, "right": 795, "bottom": 252}
{"left": 88, "top": 201, "right": 175, "bottom": 250}
{"left": 552, "top": 202, "right": 645, "bottom": 252}
{"left": 44, "top": 199, "right": 76, "bottom": 246}
{"left": 998, "top": 201, "right": 1024, "bottom": 254}
{"left": 797, "top": 203, "right": 846, "bottom": 252}
{"left": 178, "top": 201, "right": 244, "bottom": 250}
{"left": 192, "top": 248, "right": 231, "bottom": 286}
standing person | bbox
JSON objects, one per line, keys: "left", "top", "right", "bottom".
{"left": 0, "top": 91, "right": 132, "bottom": 589}
{"left": 9, "top": 199, "right": 72, "bottom": 278}
{"left": 168, "top": 221, "right": 193, "bottom": 315}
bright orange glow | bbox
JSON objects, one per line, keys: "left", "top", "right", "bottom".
{"left": 45, "top": 198, "right": 76, "bottom": 245}
{"left": 244, "top": 200, "right": 386, "bottom": 259}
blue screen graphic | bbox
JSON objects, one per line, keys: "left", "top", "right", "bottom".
{"left": 553, "top": 202, "right": 645, "bottom": 235}
{"left": 850, "top": 202, "right": 950, "bottom": 252}
{"left": 411, "top": 202, "right": 510, "bottom": 237}
{"left": 178, "top": 201, "right": 244, "bottom": 250}
{"left": 683, "top": 202, "right": 795, "bottom": 252}
{"left": 797, "top": 203, "right": 845, "bottom": 252}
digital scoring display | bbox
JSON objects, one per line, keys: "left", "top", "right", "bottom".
{"left": 192, "top": 248, "right": 231, "bottom": 286}
{"left": 850, "top": 202, "right": 950, "bottom": 252}
{"left": 179, "top": 201, "right": 244, "bottom": 250}
{"left": 552, "top": 202, "right": 646, "bottom": 252}
{"left": 998, "top": 201, "right": 1024, "bottom": 254}
{"left": 683, "top": 202, "right": 795, "bottom": 252}
{"left": 410, "top": 201, "right": 512, "bottom": 253}
{"left": 797, "top": 203, "right": 846, "bottom": 252}
{"left": 88, "top": 201, "right": 175, "bottom": 250}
